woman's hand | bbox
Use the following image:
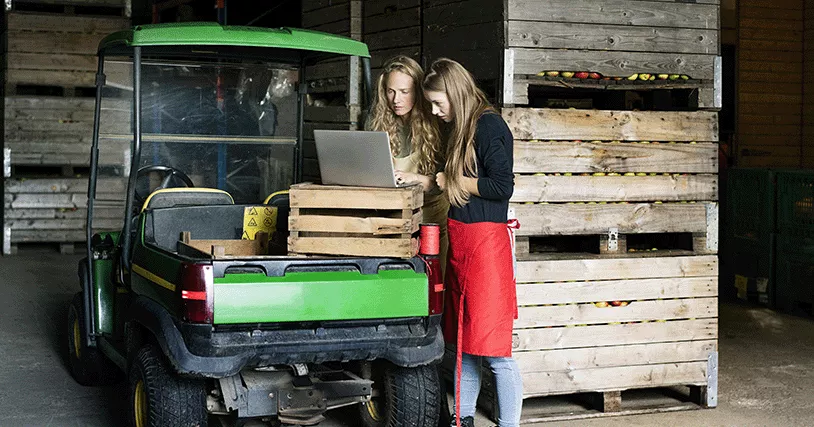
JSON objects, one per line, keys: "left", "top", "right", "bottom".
{"left": 435, "top": 172, "right": 446, "bottom": 191}
{"left": 396, "top": 171, "right": 435, "bottom": 192}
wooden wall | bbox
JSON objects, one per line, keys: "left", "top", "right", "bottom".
{"left": 737, "top": 0, "right": 805, "bottom": 167}
{"left": 805, "top": 0, "right": 814, "bottom": 167}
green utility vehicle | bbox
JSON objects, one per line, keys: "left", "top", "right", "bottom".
{"left": 65, "top": 23, "right": 444, "bottom": 427}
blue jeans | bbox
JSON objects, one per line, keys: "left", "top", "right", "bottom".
{"left": 456, "top": 353, "right": 523, "bottom": 427}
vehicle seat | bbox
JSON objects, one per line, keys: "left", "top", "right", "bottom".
{"left": 141, "top": 188, "right": 234, "bottom": 212}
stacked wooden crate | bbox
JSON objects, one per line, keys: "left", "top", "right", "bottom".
{"left": 423, "top": 0, "right": 721, "bottom": 420}
{"left": 300, "top": 0, "right": 364, "bottom": 183}
{"left": 1, "top": 2, "right": 129, "bottom": 253}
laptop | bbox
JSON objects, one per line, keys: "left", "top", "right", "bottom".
{"left": 313, "top": 130, "right": 410, "bottom": 188}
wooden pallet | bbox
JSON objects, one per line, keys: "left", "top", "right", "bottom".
{"left": 3, "top": 177, "right": 125, "bottom": 253}
{"left": 287, "top": 183, "right": 422, "bottom": 258}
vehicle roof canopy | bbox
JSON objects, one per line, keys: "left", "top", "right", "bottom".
{"left": 98, "top": 22, "right": 370, "bottom": 61}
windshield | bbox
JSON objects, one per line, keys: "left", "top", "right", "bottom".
{"left": 100, "top": 58, "right": 298, "bottom": 205}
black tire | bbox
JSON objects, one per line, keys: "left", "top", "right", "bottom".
{"left": 128, "top": 344, "right": 208, "bottom": 427}
{"left": 359, "top": 363, "right": 440, "bottom": 427}
{"left": 66, "top": 292, "right": 120, "bottom": 386}
{"left": 437, "top": 370, "right": 452, "bottom": 427}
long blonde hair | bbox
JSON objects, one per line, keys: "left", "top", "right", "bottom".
{"left": 422, "top": 58, "right": 493, "bottom": 207}
{"left": 367, "top": 55, "right": 441, "bottom": 175}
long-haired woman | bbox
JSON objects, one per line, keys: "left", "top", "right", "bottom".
{"left": 366, "top": 55, "right": 450, "bottom": 271}
{"left": 423, "top": 58, "right": 522, "bottom": 427}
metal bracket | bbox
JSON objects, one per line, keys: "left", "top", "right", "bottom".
{"left": 607, "top": 228, "right": 619, "bottom": 252}
{"left": 713, "top": 56, "right": 723, "bottom": 110}
{"left": 707, "top": 351, "right": 719, "bottom": 408}
{"left": 3, "top": 226, "right": 11, "bottom": 256}
{"left": 706, "top": 204, "right": 719, "bottom": 252}
{"left": 502, "top": 49, "right": 515, "bottom": 105}
{"left": 3, "top": 148, "right": 10, "bottom": 178}
{"left": 291, "top": 363, "right": 308, "bottom": 377}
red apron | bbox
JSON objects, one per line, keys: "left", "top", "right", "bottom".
{"left": 444, "top": 218, "right": 519, "bottom": 426}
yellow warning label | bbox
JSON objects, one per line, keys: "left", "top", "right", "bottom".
{"left": 734, "top": 274, "right": 748, "bottom": 300}
{"left": 243, "top": 206, "right": 276, "bottom": 240}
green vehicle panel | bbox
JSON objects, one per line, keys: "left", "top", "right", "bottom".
{"left": 213, "top": 270, "right": 429, "bottom": 324}
{"left": 98, "top": 22, "right": 370, "bottom": 57}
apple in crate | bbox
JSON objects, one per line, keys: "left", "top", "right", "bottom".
{"left": 594, "top": 301, "right": 610, "bottom": 308}
{"left": 588, "top": 72, "right": 602, "bottom": 79}
{"left": 574, "top": 71, "right": 589, "bottom": 79}
{"left": 546, "top": 71, "right": 560, "bottom": 77}
{"left": 561, "top": 71, "right": 575, "bottom": 78}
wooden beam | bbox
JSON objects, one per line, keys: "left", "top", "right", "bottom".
{"left": 5, "top": 178, "right": 126, "bottom": 194}
{"left": 289, "top": 184, "right": 423, "bottom": 210}
{"left": 289, "top": 211, "right": 421, "bottom": 235}
{"left": 514, "top": 340, "right": 717, "bottom": 373}
{"left": 512, "top": 202, "right": 711, "bottom": 235}
{"left": 288, "top": 236, "right": 413, "bottom": 258}
{"left": 516, "top": 254, "right": 718, "bottom": 283}
{"left": 515, "top": 297, "right": 718, "bottom": 328}
{"left": 503, "top": 108, "right": 719, "bottom": 141}
{"left": 514, "top": 140, "right": 718, "bottom": 173}
{"left": 513, "top": 318, "right": 717, "bottom": 351}
{"left": 507, "top": 21, "right": 718, "bottom": 55}
{"left": 516, "top": 277, "right": 718, "bottom": 305}
{"left": 6, "top": 12, "right": 128, "bottom": 33}
{"left": 520, "top": 362, "right": 708, "bottom": 398}
{"left": 506, "top": 0, "right": 719, "bottom": 30}
{"left": 512, "top": 48, "right": 717, "bottom": 80}
{"left": 512, "top": 175, "right": 718, "bottom": 202}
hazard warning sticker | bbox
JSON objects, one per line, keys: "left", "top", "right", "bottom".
{"left": 242, "top": 206, "right": 277, "bottom": 240}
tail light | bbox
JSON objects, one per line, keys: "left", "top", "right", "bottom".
{"left": 180, "top": 263, "right": 214, "bottom": 324}
{"left": 424, "top": 255, "right": 444, "bottom": 315}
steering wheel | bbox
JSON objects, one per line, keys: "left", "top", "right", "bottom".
{"left": 134, "top": 165, "right": 195, "bottom": 209}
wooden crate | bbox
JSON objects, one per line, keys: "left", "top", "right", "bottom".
{"left": 287, "top": 183, "right": 422, "bottom": 258}
{"left": 3, "top": 177, "right": 125, "bottom": 253}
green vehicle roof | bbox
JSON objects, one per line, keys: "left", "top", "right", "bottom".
{"left": 98, "top": 22, "right": 370, "bottom": 58}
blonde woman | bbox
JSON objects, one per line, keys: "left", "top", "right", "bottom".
{"left": 366, "top": 55, "right": 450, "bottom": 271}
{"left": 423, "top": 58, "right": 522, "bottom": 427}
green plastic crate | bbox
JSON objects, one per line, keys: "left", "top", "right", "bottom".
{"left": 774, "top": 233, "right": 814, "bottom": 317}
{"left": 777, "top": 170, "right": 814, "bottom": 236}
{"left": 726, "top": 168, "right": 776, "bottom": 240}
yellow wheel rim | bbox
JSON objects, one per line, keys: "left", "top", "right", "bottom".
{"left": 365, "top": 400, "right": 381, "bottom": 422}
{"left": 72, "top": 318, "right": 81, "bottom": 359}
{"left": 134, "top": 380, "right": 148, "bottom": 427}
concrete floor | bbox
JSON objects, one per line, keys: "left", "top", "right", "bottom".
{"left": 1, "top": 249, "right": 813, "bottom": 426}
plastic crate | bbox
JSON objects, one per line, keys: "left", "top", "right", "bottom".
{"left": 774, "top": 234, "right": 814, "bottom": 317}
{"left": 726, "top": 168, "right": 776, "bottom": 240}
{"left": 724, "top": 234, "right": 775, "bottom": 307}
{"left": 777, "top": 170, "right": 814, "bottom": 236}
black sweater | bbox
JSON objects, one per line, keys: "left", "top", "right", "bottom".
{"left": 448, "top": 112, "right": 514, "bottom": 224}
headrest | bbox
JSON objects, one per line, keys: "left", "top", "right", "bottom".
{"left": 141, "top": 188, "right": 234, "bottom": 212}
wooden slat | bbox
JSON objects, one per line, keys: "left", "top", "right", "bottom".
{"left": 514, "top": 141, "right": 717, "bottom": 173}
{"left": 512, "top": 48, "right": 717, "bottom": 80}
{"left": 5, "top": 178, "right": 125, "bottom": 194}
{"left": 506, "top": 0, "right": 719, "bottom": 30}
{"left": 364, "top": 26, "right": 421, "bottom": 51}
{"left": 5, "top": 207, "right": 122, "bottom": 219}
{"left": 289, "top": 211, "right": 421, "bottom": 235}
{"left": 423, "top": 0, "right": 504, "bottom": 27}
{"left": 6, "top": 218, "right": 121, "bottom": 230}
{"left": 512, "top": 175, "right": 718, "bottom": 202}
{"left": 516, "top": 254, "right": 718, "bottom": 284}
{"left": 5, "top": 193, "right": 124, "bottom": 209}
{"left": 516, "top": 277, "right": 717, "bottom": 306}
{"left": 507, "top": 21, "right": 717, "bottom": 54}
{"left": 520, "top": 362, "right": 708, "bottom": 398}
{"left": 514, "top": 340, "right": 716, "bottom": 373}
{"left": 364, "top": 7, "right": 420, "bottom": 34}
{"left": 4, "top": 31, "right": 104, "bottom": 55}
{"left": 512, "top": 203, "right": 711, "bottom": 236}
{"left": 514, "top": 318, "right": 717, "bottom": 351}
{"left": 3, "top": 52, "right": 97, "bottom": 71}
{"left": 5, "top": 69, "right": 96, "bottom": 87}
{"left": 6, "top": 12, "right": 128, "bottom": 33}
{"left": 288, "top": 236, "right": 413, "bottom": 258}
{"left": 364, "top": 0, "right": 420, "bottom": 16}
{"left": 289, "top": 184, "right": 423, "bottom": 210}
{"left": 303, "top": 106, "right": 359, "bottom": 124}
{"left": 503, "top": 109, "right": 718, "bottom": 142}
{"left": 302, "top": 0, "right": 349, "bottom": 13}
{"left": 10, "top": 229, "right": 88, "bottom": 243}
{"left": 302, "top": 3, "right": 350, "bottom": 28}
{"left": 515, "top": 297, "right": 718, "bottom": 328}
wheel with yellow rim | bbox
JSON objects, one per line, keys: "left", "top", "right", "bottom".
{"left": 65, "top": 292, "right": 119, "bottom": 386}
{"left": 358, "top": 362, "right": 440, "bottom": 427}
{"left": 128, "top": 344, "right": 208, "bottom": 427}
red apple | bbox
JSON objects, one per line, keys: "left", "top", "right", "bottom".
{"left": 609, "top": 301, "right": 623, "bottom": 307}
{"left": 588, "top": 72, "right": 602, "bottom": 79}
{"left": 574, "top": 71, "right": 589, "bottom": 79}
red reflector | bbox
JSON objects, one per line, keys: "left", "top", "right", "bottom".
{"left": 181, "top": 290, "right": 207, "bottom": 300}
{"left": 434, "top": 283, "right": 444, "bottom": 293}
